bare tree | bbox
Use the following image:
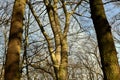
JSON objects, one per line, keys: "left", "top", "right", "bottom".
{"left": 27, "top": 0, "right": 83, "bottom": 79}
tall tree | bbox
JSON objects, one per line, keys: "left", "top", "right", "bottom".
{"left": 27, "top": 0, "right": 82, "bottom": 79}
{"left": 28, "top": 0, "right": 69, "bottom": 79}
{"left": 44, "top": 0, "right": 69, "bottom": 79}
{"left": 89, "top": 0, "right": 120, "bottom": 80}
{"left": 4, "top": 0, "right": 26, "bottom": 80}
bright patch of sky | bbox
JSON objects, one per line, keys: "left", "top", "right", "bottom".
{"left": 104, "top": 2, "right": 120, "bottom": 21}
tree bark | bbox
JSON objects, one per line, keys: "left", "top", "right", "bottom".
{"left": 89, "top": 0, "right": 120, "bottom": 80}
{"left": 4, "top": 0, "right": 26, "bottom": 80}
{"left": 44, "top": 0, "right": 69, "bottom": 80}
{"left": 59, "top": 38, "right": 68, "bottom": 80}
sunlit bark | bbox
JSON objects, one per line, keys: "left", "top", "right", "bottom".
{"left": 28, "top": 0, "right": 81, "bottom": 79}
{"left": 4, "top": 0, "right": 26, "bottom": 80}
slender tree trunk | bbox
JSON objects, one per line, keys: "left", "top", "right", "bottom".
{"left": 44, "top": 0, "right": 69, "bottom": 80}
{"left": 28, "top": 0, "right": 69, "bottom": 79}
{"left": 4, "top": 0, "right": 26, "bottom": 80}
{"left": 59, "top": 38, "right": 68, "bottom": 80}
{"left": 89, "top": 0, "right": 120, "bottom": 80}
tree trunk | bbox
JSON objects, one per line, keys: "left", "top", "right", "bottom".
{"left": 59, "top": 38, "right": 68, "bottom": 80}
{"left": 89, "top": 0, "right": 120, "bottom": 80}
{"left": 4, "top": 0, "right": 26, "bottom": 80}
{"left": 44, "top": 0, "right": 68, "bottom": 80}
